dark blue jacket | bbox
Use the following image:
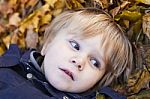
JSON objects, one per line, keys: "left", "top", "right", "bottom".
{"left": 0, "top": 44, "right": 126, "bottom": 99}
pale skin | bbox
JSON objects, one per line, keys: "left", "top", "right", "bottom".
{"left": 41, "top": 27, "right": 106, "bottom": 93}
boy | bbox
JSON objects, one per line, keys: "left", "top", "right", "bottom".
{"left": 0, "top": 8, "right": 133, "bottom": 99}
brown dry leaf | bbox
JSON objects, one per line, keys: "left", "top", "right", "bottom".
{"left": 2, "top": 35, "right": 11, "bottom": 49}
{"left": 25, "top": 26, "right": 38, "bottom": 48}
{"left": 123, "top": 20, "right": 130, "bottom": 28}
{"left": 0, "top": 42, "right": 6, "bottom": 55}
{"left": 10, "top": 29, "right": 19, "bottom": 44}
{"left": 19, "top": 4, "right": 51, "bottom": 33}
{"left": 0, "top": 2, "right": 13, "bottom": 17}
{"left": 0, "top": 24, "right": 6, "bottom": 34}
{"left": 26, "top": 0, "right": 39, "bottom": 7}
{"left": 110, "top": 1, "right": 130, "bottom": 18}
{"left": 9, "top": 13, "right": 21, "bottom": 27}
{"left": 127, "top": 69, "right": 150, "bottom": 94}
{"left": 128, "top": 89, "right": 150, "bottom": 99}
{"left": 143, "top": 12, "right": 150, "bottom": 39}
{"left": 18, "top": 37, "right": 26, "bottom": 48}
{"left": 65, "top": 0, "right": 84, "bottom": 9}
{"left": 92, "top": 0, "right": 109, "bottom": 9}
{"left": 0, "top": 46, "right": 5, "bottom": 55}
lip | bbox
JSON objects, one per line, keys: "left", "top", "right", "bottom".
{"left": 59, "top": 68, "right": 74, "bottom": 81}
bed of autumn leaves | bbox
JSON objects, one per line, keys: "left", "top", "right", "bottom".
{"left": 0, "top": 0, "right": 150, "bottom": 98}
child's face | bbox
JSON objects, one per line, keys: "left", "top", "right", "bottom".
{"left": 41, "top": 28, "right": 106, "bottom": 93}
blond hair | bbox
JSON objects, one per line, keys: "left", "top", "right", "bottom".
{"left": 42, "top": 8, "right": 133, "bottom": 88}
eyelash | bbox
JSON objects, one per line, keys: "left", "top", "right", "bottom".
{"left": 69, "top": 40, "right": 100, "bottom": 68}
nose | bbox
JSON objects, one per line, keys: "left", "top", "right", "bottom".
{"left": 70, "top": 57, "right": 85, "bottom": 71}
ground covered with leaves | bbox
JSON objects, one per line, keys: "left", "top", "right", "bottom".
{"left": 0, "top": 0, "right": 150, "bottom": 98}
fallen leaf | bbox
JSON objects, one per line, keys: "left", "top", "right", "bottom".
{"left": 110, "top": 1, "right": 130, "bottom": 18}
{"left": 143, "top": 12, "right": 150, "bottom": 39}
{"left": 93, "top": 0, "right": 109, "bottom": 9}
{"left": 54, "top": 0, "right": 65, "bottom": 9}
{"left": 115, "top": 10, "right": 142, "bottom": 22}
{"left": 127, "top": 69, "right": 150, "bottom": 94}
{"left": 0, "top": 42, "right": 6, "bottom": 55}
{"left": 19, "top": 4, "right": 51, "bottom": 33}
{"left": 10, "top": 29, "right": 19, "bottom": 44}
{"left": 25, "top": 26, "right": 38, "bottom": 48}
{"left": 9, "top": 13, "right": 21, "bottom": 27}
{"left": 0, "top": 24, "right": 6, "bottom": 34}
{"left": 136, "top": 0, "right": 150, "bottom": 5}
{"left": 52, "top": 8, "right": 63, "bottom": 16}
{"left": 128, "top": 89, "right": 150, "bottom": 99}
{"left": 26, "top": 0, "right": 39, "bottom": 7}
{"left": 2, "top": 35, "right": 11, "bottom": 49}
{"left": 65, "top": 0, "right": 83, "bottom": 9}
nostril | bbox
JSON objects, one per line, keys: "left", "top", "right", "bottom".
{"left": 78, "top": 65, "right": 81, "bottom": 68}
{"left": 72, "top": 60, "right": 76, "bottom": 63}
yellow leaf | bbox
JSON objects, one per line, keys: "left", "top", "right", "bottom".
{"left": 116, "top": 10, "right": 142, "bottom": 22}
{"left": 18, "top": 37, "right": 26, "bottom": 48}
{"left": 8, "top": 0, "right": 17, "bottom": 5}
{"left": 19, "top": 4, "right": 51, "bottom": 33}
{"left": 136, "top": 0, "right": 150, "bottom": 5}
{"left": 40, "top": 12, "right": 52, "bottom": 26}
{"left": 27, "top": 0, "right": 38, "bottom": 7}
{"left": 52, "top": 8, "right": 63, "bottom": 16}
{"left": 9, "top": 13, "right": 21, "bottom": 26}
{"left": 96, "top": 92, "right": 105, "bottom": 99}
{"left": 45, "top": 0, "right": 58, "bottom": 8}
{"left": 65, "top": 0, "right": 83, "bottom": 9}
{"left": 2, "top": 35, "right": 11, "bottom": 49}
{"left": 0, "top": 42, "right": 6, "bottom": 55}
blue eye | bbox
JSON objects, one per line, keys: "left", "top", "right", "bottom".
{"left": 69, "top": 40, "right": 80, "bottom": 50}
{"left": 90, "top": 58, "right": 100, "bottom": 68}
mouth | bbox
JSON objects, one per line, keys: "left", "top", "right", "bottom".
{"left": 59, "top": 68, "right": 74, "bottom": 81}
